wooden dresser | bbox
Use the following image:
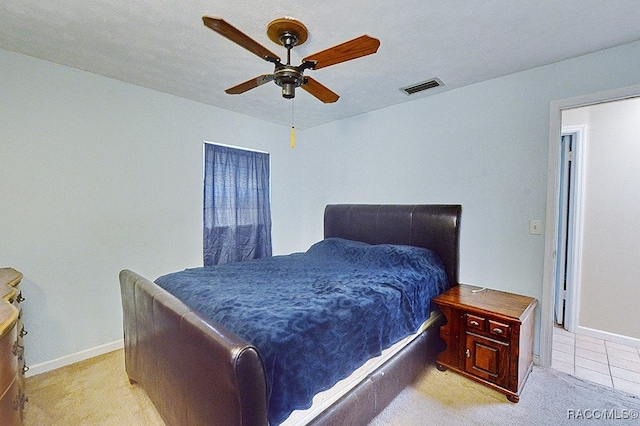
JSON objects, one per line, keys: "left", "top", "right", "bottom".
{"left": 0, "top": 268, "right": 27, "bottom": 424}
{"left": 433, "top": 284, "right": 537, "bottom": 402}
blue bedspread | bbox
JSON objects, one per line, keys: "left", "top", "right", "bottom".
{"left": 155, "top": 238, "right": 449, "bottom": 424}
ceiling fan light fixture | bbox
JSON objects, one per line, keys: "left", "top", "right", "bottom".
{"left": 282, "top": 82, "right": 296, "bottom": 99}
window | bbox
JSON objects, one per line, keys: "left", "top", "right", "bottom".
{"left": 203, "top": 143, "right": 272, "bottom": 265}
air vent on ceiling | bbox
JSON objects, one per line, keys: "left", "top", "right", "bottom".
{"left": 400, "top": 78, "right": 444, "bottom": 95}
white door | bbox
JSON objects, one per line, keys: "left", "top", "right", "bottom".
{"left": 554, "top": 134, "right": 571, "bottom": 326}
{"left": 555, "top": 127, "right": 585, "bottom": 332}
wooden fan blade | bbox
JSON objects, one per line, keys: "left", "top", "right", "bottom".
{"left": 303, "top": 35, "right": 380, "bottom": 70}
{"left": 203, "top": 16, "right": 280, "bottom": 62}
{"left": 225, "top": 74, "right": 274, "bottom": 95}
{"left": 302, "top": 77, "right": 339, "bottom": 103}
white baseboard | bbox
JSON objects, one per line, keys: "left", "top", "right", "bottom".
{"left": 26, "top": 339, "right": 124, "bottom": 377}
{"left": 577, "top": 326, "right": 640, "bottom": 348}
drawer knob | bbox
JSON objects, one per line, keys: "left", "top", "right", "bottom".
{"left": 492, "top": 327, "right": 504, "bottom": 334}
{"left": 469, "top": 320, "right": 479, "bottom": 326}
{"left": 465, "top": 349, "right": 471, "bottom": 358}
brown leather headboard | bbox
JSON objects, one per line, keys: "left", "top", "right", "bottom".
{"left": 324, "top": 204, "right": 461, "bottom": 287}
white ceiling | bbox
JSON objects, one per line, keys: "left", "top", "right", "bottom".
{"left": 2, "top": 1, "right": 640, "bottom": 129}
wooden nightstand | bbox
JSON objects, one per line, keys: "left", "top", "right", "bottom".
{"left": 433, "top": 284, "right": 537, "bottom": 402}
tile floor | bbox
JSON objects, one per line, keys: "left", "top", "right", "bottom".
{"left": 552, "top": 325, "right": 640, "bottom": 397}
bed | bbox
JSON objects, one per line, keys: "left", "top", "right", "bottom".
{"left": 119, "top": 204, "right": 461, "bottom": 425}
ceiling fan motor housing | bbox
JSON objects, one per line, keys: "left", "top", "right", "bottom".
{"left": 274, "top": 66, "right": 303, "bottom": 99}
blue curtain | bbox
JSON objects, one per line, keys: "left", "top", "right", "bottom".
{"left": 203, "top": 144, "right": 272, "bottom": 265}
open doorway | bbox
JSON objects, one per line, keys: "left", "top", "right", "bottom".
{"left": 541, "top": 83, "right": 640, "bottom": 367}
{"left": 541, "top": 85, "right": 640, "bottom": 396}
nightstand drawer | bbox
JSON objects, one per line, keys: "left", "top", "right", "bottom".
{"left": 466, "top": 314, "right": 486, "bottom": 331}
{"left": 465, "top": 315, "right": 510, "bottom": 342}
{"left": 489, "top": 320, "right": 510, "bottom": 339}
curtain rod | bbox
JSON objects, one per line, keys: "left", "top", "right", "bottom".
{"left": 203, "top": 141, "right": 269, "bottom": 155}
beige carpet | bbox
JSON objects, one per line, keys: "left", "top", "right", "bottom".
{"left": 371, "top": 365, "right": 640, "bottom": 426}
{"left": 24, "top": 349, "right": 165, "bottom": 425}
{"left": 24, "top": 349, "right": 640, "bottom": 425}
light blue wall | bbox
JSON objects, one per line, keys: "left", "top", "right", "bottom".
{"left": 2, "top": 39, "right": 640, "bottom": 367}
{"left": 0, "top": 49, "right": 291, "bottom": 367}
{"left": 272, "top": 41, "right": 640, "bottom": 353}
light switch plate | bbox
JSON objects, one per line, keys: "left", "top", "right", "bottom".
{"left": 529, "top": 220, "right": 542, "bottom": 235}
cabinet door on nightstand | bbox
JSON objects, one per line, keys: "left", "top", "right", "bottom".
{"left": 465, "top": 333, "right": 509, "bottom": 388}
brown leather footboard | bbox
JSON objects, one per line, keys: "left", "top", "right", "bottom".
{"left": 120, "top": 269, "right": 269, "bottom": 426}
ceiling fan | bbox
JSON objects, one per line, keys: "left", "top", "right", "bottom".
{"left": 202, "top": 16, "right": 380, "bottom": 103}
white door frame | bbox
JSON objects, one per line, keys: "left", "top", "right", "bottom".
{"left": 539, "top": 83, "right": 640, "bottom": 367}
